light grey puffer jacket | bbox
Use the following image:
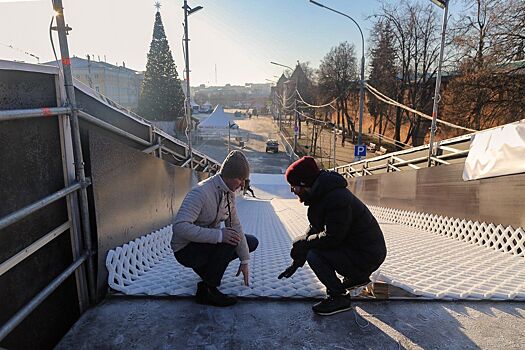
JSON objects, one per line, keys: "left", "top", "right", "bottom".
{"left": 171, "top": 174, "right": 250, "bottom": 263}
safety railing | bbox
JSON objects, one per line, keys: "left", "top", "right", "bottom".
{"left": 76, "top": 109, "right": 221, "bottom": 173}
{"left": 334, "top": 133, "right": 473, "bottom": 178}
{"left": 0, "top": 103, "right": 220, "bottom": 342}
{"left": 0, "top": 106, "right": 221, "bottom": 174}
{"left": 272, "top": 111, "right": 299, "bottom": 163}
{"left": 0, "top": 104, "right": 94, "bottom": 341}
{"left": 0, "top": 1, "right": 221, "bottom": 343}
{"left": 1, "top": 59, "right": 219, "bottom": 348}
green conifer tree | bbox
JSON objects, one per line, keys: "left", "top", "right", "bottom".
{"left": 138, "top": 10, "right": 185, "bottom": 121}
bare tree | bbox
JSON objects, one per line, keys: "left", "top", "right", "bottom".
{"left": 443, "top": 0, "right": 525, "bottom": 132}
{"left": 375, "top": 1, "right": 443, "bottom": 146}
{"left": 367, "top": 20, "right": 398, "bottom": 146}
{"left": 317, "top": 41, "right": 358, "bottom": 142}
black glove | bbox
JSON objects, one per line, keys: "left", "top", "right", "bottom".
{"left": 290, "top": 237, "right": 308, "bottom": 261}
{"left": 278, "top": 260, "right": 302, "bottom": 279}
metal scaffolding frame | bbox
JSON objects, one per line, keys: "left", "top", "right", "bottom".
{"left": 0, "top": 1, "right": 221, "bottom": 341}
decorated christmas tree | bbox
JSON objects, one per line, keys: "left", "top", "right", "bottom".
{"left": 138, "top": 6, "right": 185, "bottom": 121}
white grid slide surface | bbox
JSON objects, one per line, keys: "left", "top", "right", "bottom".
{"left": 373, "top": 221, "right": 525, "bottom": 300}
{"left": 106, "top": 195, "right": 525, "bottom": 300}
{"left": 106, "top": 198, "right": 327, "bottom": 298}
{"left": 369, "top": 206, "right": 525, "bottom": 258}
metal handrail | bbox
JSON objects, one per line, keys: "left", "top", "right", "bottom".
{"left": 0, "top": 107, "right": 71, "bottom": 122}
{"left": 2, "top": 107, "right": 221, "bottom": 172}
{"left": 335, "top": 133, "right": 473, "bottom": 169}
{"left": 334, "top": 134, "right": 473, "bottom": 178}
{"left": 142, "top": 143, "right": 161, "bottom": 154}
{"left": 339, "top": 148, "right": 469, "bottom": 176}
{"left": 0, "top": 252, "right": 88, "bottom": 341}
{"left": 77, "top": 110, "right": 151, "bottom": 147}
{"left": 0, "top": 182, "right": 83, "bottom": 231}
{"left": 0, "top": 4, "right": 217, "bottom": 340}
{"left": 0, "top": 221, "right": 71, "bottom": 277}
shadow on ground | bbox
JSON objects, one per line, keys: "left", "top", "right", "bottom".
{"left": 56, "top": 298, "right": 525, "bottom": 349}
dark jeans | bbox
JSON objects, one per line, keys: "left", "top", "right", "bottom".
{"left": 306, "top": 248, "right": 378, "bottom": 296}
{"left": 174, "top": 234, "right": 259, "bottom": 287}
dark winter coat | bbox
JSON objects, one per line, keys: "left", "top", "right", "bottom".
{"left": 291, "top": 170, "right": 386, "bottom": 271}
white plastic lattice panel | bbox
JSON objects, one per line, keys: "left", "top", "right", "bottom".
{"left": 368, "top": 206, "right": 525, "bottom": 258}
{"left": 106, "top": 197, "right": 327, "bottom": 298}
{"left": 371, "top": 220, "right": 525, "bottom": 300}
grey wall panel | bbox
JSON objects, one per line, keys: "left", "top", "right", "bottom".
{"left": 348, "top": 163, "right": 525, "bottom": 229}
{"left": 415, "top": 164, "right": 480, "bottom": 220}
{"left": 0, "top": 70, "right": 56, "bottom": 109}
{"left": 350, "top": 176, "right": 381, "bottom": 206}
{"left": 0, "top": 70, "right": 81, "bottom": 349}
{"left": 479, "top": 173, "right": 525, "bottom": 228}
{"left": 379, "top": 171, "right": 417, "bottom": 211}
{"left": 87, "top": 132, "right": 206, "bottom": 298}
{"left": 75, "top": 89, "right": 150, "bottom": 141}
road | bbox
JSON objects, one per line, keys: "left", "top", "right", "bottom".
{"left": 194, "top": 114, "right": 291, "bottom": 174}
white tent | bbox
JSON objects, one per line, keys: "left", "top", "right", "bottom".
{"left": 197, "top": 105, "right": 236, "bottom": 129}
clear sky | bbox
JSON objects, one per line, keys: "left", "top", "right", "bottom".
{"left": 1, "top": 0, "right": 410, "bottom": 86}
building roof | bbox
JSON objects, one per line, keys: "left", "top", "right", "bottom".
{"left": 44, "top": 57, "right": 141, "bottom": 74}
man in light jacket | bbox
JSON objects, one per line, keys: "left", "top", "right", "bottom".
{"left": 171, "top": 150, "right": 258, "bottom": 307}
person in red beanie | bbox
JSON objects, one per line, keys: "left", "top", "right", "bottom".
{"left": 279, "top": 156, "right": 386, "bottom": 316}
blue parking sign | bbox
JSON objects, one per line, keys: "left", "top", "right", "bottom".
{"left": 354, "top": 144, "right": 366, "bottom": 157}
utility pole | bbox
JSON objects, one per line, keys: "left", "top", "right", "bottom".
{"left": 332, "top": 124, "right": 337, "bottom": 168}
{"left": 228, "top": 121, "right": 231, "bottom": 153}
{"left": 281, "top": 85, "right": 286, "bottom": 133}
{"left": 428, "top": 0, "right": 449, "bottom": 166}
{"left": 182, "top": 1, "right": 203, "bottom": 168}
{"left": 183, "top": 0, "right": 193, "bottom": 169}
{"left": 51, "top": 0, "right": 96, "bottom": 305}
{"left": 86, "top": 54, "right": 93, "bottom": 88}
{"left": 293, "top": 98, "right": 298, "bottom": 153}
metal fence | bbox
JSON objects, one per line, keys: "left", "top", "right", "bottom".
{"left": 333, "top": 133, "right": 473, "bottom": 178}
{"left": 0, "top": 4, "right": 219, "bottom": 341}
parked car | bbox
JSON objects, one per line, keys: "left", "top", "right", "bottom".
{"left": 265, "top": 139, "right": 279, "bottom": 153}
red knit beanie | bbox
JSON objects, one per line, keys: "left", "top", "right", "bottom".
{"left": 285, "top": 156, "right": 320, "bottom": 187}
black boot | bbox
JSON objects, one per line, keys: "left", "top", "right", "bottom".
{"left": 195, "top": 282, "right": 237, "bottom": 307}
{"left": 312, "top": 293, "right": 352, "bottom": 316}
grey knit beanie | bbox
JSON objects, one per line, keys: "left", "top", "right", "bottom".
{"left": 220, "top": 150, "right": 250, "bottom": 180}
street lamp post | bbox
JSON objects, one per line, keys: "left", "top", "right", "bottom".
{"left": 228, "top": 121, "right": 231, "bottom": 153}
{"left": 271, "top": 61, "right": 299, "bottom": 153}
{"left": 427, "top": 0, "right": 449, "bottom": 166}
{"left": 309, "top": 0, "right": 365, "bottom": 161}
{"left": 183, "top": 0, "right": 203, "bottom": 169}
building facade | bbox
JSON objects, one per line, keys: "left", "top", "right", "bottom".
{"left": 46, "top": 56, "right": 144, "bottom": 111}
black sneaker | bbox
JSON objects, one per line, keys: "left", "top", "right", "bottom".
{"left": 342, "top": 277, "right": 371, "bottom": 291}
{"left": 312, "top": 294, "right": 352, "bottom": 316}
{"left": 195, "top": 282, "right": 238, "bottom": 307}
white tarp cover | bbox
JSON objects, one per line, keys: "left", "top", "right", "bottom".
{"left": 463, "top": 119, "right": 525, "bottom": 181}
{"left": 197, "top": 104, "right": 236, "bottom": 129}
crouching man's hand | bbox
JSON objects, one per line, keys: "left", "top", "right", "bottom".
{"left": 236, "top": 263, "right": 249, "bottom": 286}
{"left": 290, "top": 237, "right": 308, "bottom": 261}
{"left": 278, "top": 260, "right": 303, "bottom": 279}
